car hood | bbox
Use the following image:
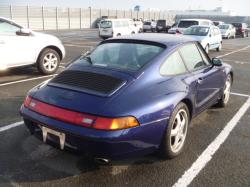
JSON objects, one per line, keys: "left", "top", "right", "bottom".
{"left": 31, "top": 64, "right": 136, "bottom": 116}
{"left": 32, "top": 31, "right": 62, "bottom": 43}
{"left": 184, "top": 35, "right": 206, "bottom": 42}
{"left": 220, "top": 29, "right": 228, "bottom": 34}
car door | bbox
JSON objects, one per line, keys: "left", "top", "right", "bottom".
{"left": 207, "top": 28, "right": 215, "bottom": 49}
{"left": 179, "top": 43, "right": 224, "bottom": 113}
{"left": 0, "top": 19, "right": 36, "bottom": 68}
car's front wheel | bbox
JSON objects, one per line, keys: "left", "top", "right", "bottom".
{"left": 217, "top": 74, "right": 232, "bottom": 107}
{"left": 159, "top": 102, "right": 189, "bottom": 159}
{"left": 37, "top": 48, "right": 60, "bottom": 75}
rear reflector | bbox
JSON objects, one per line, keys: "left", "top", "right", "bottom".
{"left": 23, "top": 96, "right": 139, "bottom": 130}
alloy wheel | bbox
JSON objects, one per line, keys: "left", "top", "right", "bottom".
{"left": 42, "top": 53, "right": 58, "bottom": 72}
{"left": 170, "top": 109, "right": 188, "bottom": 153}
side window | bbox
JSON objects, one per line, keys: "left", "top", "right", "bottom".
{"left": 160, "top": 51, "right": 187, "bottom": 76}
{"left": 197, "top": 44, "right": 211, "bottom": 66}
{"left": 179, "top": 43, "right": 207, "bottom": 71}
{"left": 0, "top": 20, "right": 20, "bottom": 35}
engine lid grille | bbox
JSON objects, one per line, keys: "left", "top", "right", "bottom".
{"left": 48, "top": 70, "right": 126, "bottom": 97}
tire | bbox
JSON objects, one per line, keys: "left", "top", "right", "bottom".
{"left": 37, "top": 48, "right": 60, "bottom": 75}
{"left": 217, "top": 74, "right": 232, "bottom": 108}
{"left": 159, "top": 102, "right": 189, "bottom": 159}
{"left": 216, "top": 43, "right": 222, "bottom": 52}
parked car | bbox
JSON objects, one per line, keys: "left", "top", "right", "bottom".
{"left": 99, "top": 19, "right": 139, "bottom": 39}
{"left": 95, "top": 16, "right": 109, "bottom": 28}
{"left": 133, "top": 19, "right": 143, "bottom": 33}
{"left": 20, "top": 34, "right": 233, "bottom": 161}
{"left": 143, "top": 21, "right": 156, "bottom": 32}
{"left": 218, "top": 24, "right": 236, "bottom": 39}
{"left": 0, "top": 17, "right": 65, "bottom": 74}
{"left": 183, "top": 25, "right": 222, "bottom": 53}
{"left": 213, "top": 21, "right": 224, "bottom": 26}
{"left": 156, "top": 19, "right": 170, "bottom": 32}
{"left": 231, "top": 22, "right": 249, "bottom": 38}
{"left": 168, "top": 19, "right": 214, "bottom": 34}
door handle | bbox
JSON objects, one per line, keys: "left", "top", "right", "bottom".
{"left": 197, "top": 78, "right": 204, "bottom": 84}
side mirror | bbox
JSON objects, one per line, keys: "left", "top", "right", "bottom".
{"left": 16, "top": 28, "right": 32, "bottom": 36}
{"left": 212, "top": 58, "right": 222, "bottom": 66}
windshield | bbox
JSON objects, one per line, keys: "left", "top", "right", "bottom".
{"left": 80, "top": 42, "right": 165, "bottom": 71}
{"left": 184, "top": 27, "right": 209, "bottom": 36}
{"left": 231, "top": 23, "right": 242, "bottom": 28}
{"left": 144, "top": 22, "right": 151, "bottom": 25}
{"left": 100, "top": 21, "right": 112, "bottom": 28}
{"left": 219, "top": 25, "right": 229, "bottom": 29}
{"left": 157, "top": 20, "right": 166, "bottom": 26}
{"left": 178, "top": 21, "right": 198, "bottom": 28}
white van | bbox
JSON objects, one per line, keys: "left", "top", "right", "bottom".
{"left": 99, "top": 19, "right": 138, "bottom": 39}
{"left": 168, "top": 19, "right": 214, "bottom": 34}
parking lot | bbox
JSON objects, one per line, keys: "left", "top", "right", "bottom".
{"left": 0, "top": 30, "right": 250, "bottom": 187}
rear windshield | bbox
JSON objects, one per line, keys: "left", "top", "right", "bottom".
{"left": 80, "top": 42, "right": 165, "bottom": 71}
{"left": 219, "top": 25, "right": 229, "bottom": 29}
{"left": 178, "top": 21, "right": 198, "bottom": 28}
{"left": 144, "top": 22, "right": 151, "bottom": 25}
{"left": 157, "top": 20, "right": 166, "bottom": 25}
{"left": 184, "top": 26, "right": 209, "bottom": 36}
{"left": 100, "top": 21, "right": 112, "bottom": 28}
{"left": 231, "top": 23, "right": 242, "bottom": 28}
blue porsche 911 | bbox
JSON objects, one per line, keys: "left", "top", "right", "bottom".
{"left": 20, "top": 34, "right": 233, "bottom": 162}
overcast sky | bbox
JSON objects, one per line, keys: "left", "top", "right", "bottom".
{"left": 1, "top": 0, "right": 250, "bottom": 16}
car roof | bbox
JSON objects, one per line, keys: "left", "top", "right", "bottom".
{"left": 105, "top": 33, "right": 195, "bottom": 46}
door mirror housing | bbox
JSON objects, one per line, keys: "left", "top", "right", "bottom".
{"left": 212, "top": 58, "right": 222, "bottom": 66}
{"left": 16, "top": 28, "right": 32, "bottom": 36}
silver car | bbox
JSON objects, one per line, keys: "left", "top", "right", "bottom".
{"left": 219, "top": 24, "right": 236, "bottom": 39}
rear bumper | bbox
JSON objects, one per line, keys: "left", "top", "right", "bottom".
{"left": 20, "top": 105, "right": 167, "bottom": 159}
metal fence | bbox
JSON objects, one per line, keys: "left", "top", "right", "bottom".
{"left": 0, "top": 5, "right": 176, "bottom": 30}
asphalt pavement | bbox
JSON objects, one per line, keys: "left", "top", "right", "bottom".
{"left": 0, "top": 30, "right": 249, "bottom": 187}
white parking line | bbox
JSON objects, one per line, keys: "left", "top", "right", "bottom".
{"left": 0, "top": 74, "right": 56, "bottom": 87}
{"left": 0, "top": 121, "right": 24, "bottom": 133}
{"left": 217, "top": 45, "right": 250, "bottom": 58}
{"left": 173, "top": 97, "right": 250, "bottom": 187}
{"left": 231, "top": 92, "right": 250, "bottom": 98}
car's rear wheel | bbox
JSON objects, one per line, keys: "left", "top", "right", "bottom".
{"left": 217, "top": 74, "right": 232, "bottom": 107}
{"left": 159, "top": 102, "right": 189, "bottom": 159}
{"left": 37, "top": 48, "right": 60, "bottom": 75}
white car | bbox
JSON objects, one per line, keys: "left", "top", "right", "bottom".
{"left": 168, "top": 19, "right": 214, "bottom": 34}
{"left": 183, "top": 25, "right": 222, "bottom": 53}
{"left": 99, "top": 19, "right": 139, "bottom": 40}
{"left": 218, "top": 24, "right": 236, "bottom": 39}
{"left": 0, "top": 17, "right": 65, "bottom": 75}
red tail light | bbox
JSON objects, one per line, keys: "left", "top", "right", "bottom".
{"left": 23, "top": 96, "right": 139, "bottom": 130}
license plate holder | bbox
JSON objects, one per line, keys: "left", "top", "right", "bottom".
{"left": 40, "top": 125, "right": 66, "bottom": 150}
